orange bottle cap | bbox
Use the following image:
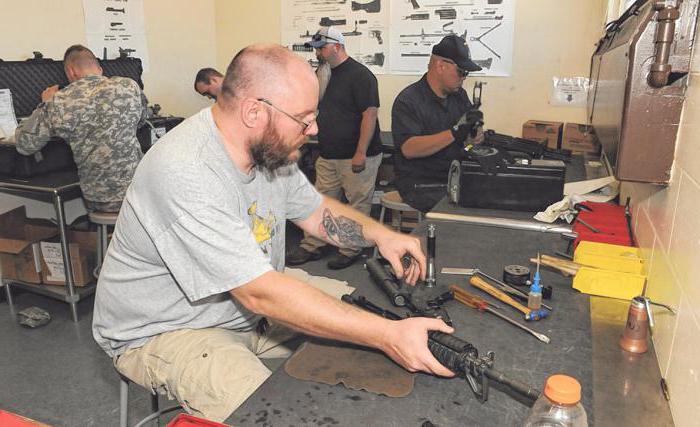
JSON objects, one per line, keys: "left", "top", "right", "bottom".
{"left": 543, "top": 374, "right": 581, "bottom": 405}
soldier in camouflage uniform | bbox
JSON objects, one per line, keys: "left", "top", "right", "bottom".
{"left": 15, "top": 44, "right": 148, "bottom": 212}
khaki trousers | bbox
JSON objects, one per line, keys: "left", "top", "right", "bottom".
{"left": 300, "top": 154, "right": 382, "bottom": 256}
{"left": 115, "top": 323, "right": 297, "bottom": 422}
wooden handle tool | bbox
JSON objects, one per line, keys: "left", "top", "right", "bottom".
{"left": 469, "top": 276, "right": 549, "bottom": 321}
{"left": 541, "top": 255, "right": 581, "bottom": 271}
{"left": 451, "top": 285, "right": 551, "bottom": 343}
{"left": 530, "top": 257, "right": 578, "bottom": 277}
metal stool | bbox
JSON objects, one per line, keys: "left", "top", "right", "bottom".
{"left": 88, "top": 211, "right": 118, "bottom": 277}
{"left": 373, "top": 191, "right": 423, "bottom": 257}
{"left": 118, "top": 371, "right": 181, "bottom": 427}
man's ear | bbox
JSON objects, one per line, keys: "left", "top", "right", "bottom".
{"left": 240, "top": 98, "right": 265, "bottom": 129}
{"left": 64, "top": 65, "right": 76, "bottom": 82}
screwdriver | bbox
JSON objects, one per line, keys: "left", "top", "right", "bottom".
{"left": 469, "top": 275, "right": 550, "bottom": 321}
{"left": 450, "top": 285, "right": 550, "bottom": 344}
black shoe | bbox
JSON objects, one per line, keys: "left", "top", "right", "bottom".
{"left": 327, "top": 253, "right": 360, "bottom": 270}
{"left": 286, "top": 247, "right": 323, "bottom": 266}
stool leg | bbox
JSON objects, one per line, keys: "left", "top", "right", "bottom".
{"left": 373, "top": 206, "right": 387, "bottom": 258}
{"left": 95, "top": 225, "right": 104, "bottom": 276}
{"left": 120, "top": 378, "right": 129, "bottom": 427}
{"left": 151, "top": 392, "right": 160, "bottom": 427}
{"left": 4, "top": 282, "right": 15, "bottom": 317}
{"left": 101, "top": 225, "right": 109, "bottom": 259}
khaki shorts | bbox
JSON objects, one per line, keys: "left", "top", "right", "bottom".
{"left": 115, "top": 322, "right": 297, "bottom": 422}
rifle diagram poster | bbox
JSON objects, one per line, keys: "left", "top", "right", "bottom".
{"left": 390, "top": 0, "right": 515, "bottom": 76}
{"left": 281, "top": 0, "right": 390, "bottom": 74}
{"left": 82, "top": 0, "right": 150, "bottom": 71}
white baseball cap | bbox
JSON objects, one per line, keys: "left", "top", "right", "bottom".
{"left": 305, "top": 27, "right": 345, "bottom": 48}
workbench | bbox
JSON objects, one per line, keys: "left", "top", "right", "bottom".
{"left": 227, "top": 198, "right": 673, "bottom": 426}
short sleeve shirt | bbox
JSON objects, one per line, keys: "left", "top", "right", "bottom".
{"left": 391, "top": 74, "right": 473, "bottom": 182}
{"left": 317, "top": 57, "right": 382, "bottom": 159}
{"left": 92, "top": 107, "right": 322, "bottom": 356}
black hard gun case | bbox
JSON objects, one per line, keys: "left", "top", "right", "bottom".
{"left": 447, "top": 147, "right": 566, "bottom": 212}
{"left": 0, "top": 55, "right": 182, "bottom": 177}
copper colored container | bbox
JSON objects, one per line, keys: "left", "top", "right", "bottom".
{"left": 620, "top": 296, "right": 653, "bottom": 354}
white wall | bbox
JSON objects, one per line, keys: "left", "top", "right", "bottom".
{"left": 215, "top": 0, "right": 608, "bottom": 136}
{"left": 0, "top": 0, "right": 218, "bottom": 220}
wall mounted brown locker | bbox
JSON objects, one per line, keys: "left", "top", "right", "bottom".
{"left": 588, "top": 0, "right": 699, "bottom": 183}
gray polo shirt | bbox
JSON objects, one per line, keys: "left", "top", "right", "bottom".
{"left": 92, "top": 107, "right": 322, "bottom": 357}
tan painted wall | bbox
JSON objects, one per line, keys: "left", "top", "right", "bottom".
{"left": 0, "top": 0, "right": 217, "bottom": 220}
{"left": 0, "top": 0, "right": 217, "bottom": 119}
{"left": 215, "top": 0, "right": 607, "bottom": 136}
{"left": 621, "top": 19, "right": 700, "bottom": 427}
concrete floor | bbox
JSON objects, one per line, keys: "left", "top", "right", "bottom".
{"left": 0, "top": 226, "right": 370, "bottom": 426}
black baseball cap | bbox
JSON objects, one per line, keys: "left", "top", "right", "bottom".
{"left": 432, "top": 35, "right": 482, "bottom": 72}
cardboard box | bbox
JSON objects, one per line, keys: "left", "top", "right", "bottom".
{"left": 40, "top": 230, "right": 97, "bottom": 287}
{"left": 0, "top": 207, "right": 57, "bottom": 284}
{"left": 562, "top": 123, "right": 601, "bottom": 153}
{"left": 522, "top": 120, "right": 564, "bottom": 149}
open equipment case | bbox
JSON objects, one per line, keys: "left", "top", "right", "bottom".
{"left": 0, "top": 53, "right": 183, "bottom": 177}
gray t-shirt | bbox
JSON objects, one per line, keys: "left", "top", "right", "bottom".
{"left": 92, "top": 107, "right": 322, "bottom": 357}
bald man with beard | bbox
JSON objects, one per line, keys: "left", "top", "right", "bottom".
{"left": 92, "top": 44, "right": 454, "bottom": 422}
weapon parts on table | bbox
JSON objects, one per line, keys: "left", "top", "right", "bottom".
{"left": 342, "top": 293, "right": 542, "bottom": 403}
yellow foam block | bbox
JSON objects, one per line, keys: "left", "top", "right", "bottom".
{"left": 574, "top": 241, "right": 644, "bottom": 274}
{"left": 572, "top": 267, "right": 645, "bottom": 300}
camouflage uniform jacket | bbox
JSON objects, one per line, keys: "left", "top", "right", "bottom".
{"left": 15, "top": 75, "right": 147, "bottom": 208}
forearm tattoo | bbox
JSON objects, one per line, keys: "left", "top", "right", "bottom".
{"left": 320, "top": 209, "right": 371, "bottom": 249}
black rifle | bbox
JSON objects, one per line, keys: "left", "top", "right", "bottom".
{"left": 366, "top": 258, "right": 451, "bottom": 323}
{"left": 483, "top": 130, "right": 573, "bottom": 162}
{"left": 342, "top": 293, "right": 541, "bottom": 403}
{"left": 319, "top": 17, "right": 346, "bottom": 27}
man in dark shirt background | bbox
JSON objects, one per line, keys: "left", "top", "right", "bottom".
{"left": 287, "top": 27, "right": 383, "bottom": 270}
{"left": 392, "top": 35, "right": 485, "bottom": 212}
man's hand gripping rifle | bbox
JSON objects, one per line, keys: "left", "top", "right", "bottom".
{"left": 343, "top": 258, "right": 541, "bottom": 403}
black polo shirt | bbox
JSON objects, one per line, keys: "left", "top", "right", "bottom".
{"left": 391, "top": 74, "right": 473, "bottom": 211}
{"left": 317, "top": 57, "right": 382, "bottom": 160}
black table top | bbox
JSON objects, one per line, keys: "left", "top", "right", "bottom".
{"left": 0, "top": 171, "right": 81, "bottom": 202}
{"left": 228, "top": 220, "right": 593, "bottom": 426}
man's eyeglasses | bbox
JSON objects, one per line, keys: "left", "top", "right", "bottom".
{"left": 257, "top": 98, "right": 313, "bottom": 132}
{"left": 439, "top": 58, "right": 469, "bottom": 78}
{"left": 311, "top": 33, "right": 339, "bottom": 43}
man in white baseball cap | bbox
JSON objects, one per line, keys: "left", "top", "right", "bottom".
{"left": 289, "top": 27, "right": 383, "bottom": 270}
{"left": 305, "top": 26, "right": 346, "bottom": 48}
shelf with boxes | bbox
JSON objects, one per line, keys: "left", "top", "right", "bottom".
{"left": 0, "top": 206, "right": 97, "bottom": 320}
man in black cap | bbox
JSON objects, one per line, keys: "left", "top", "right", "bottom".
{"left": 391, "top": 35, "right": 484, "bottom": 212}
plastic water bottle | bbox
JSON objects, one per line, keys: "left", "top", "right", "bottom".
{"left": 524, "top": 375, "right": 588, "bottom": 427}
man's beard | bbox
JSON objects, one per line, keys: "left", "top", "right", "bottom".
{"left": 316, "top": 61, "right": 332, "bottom": 101}
{"left": 249, "top": 121, "right": 302, "bottom": 171}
